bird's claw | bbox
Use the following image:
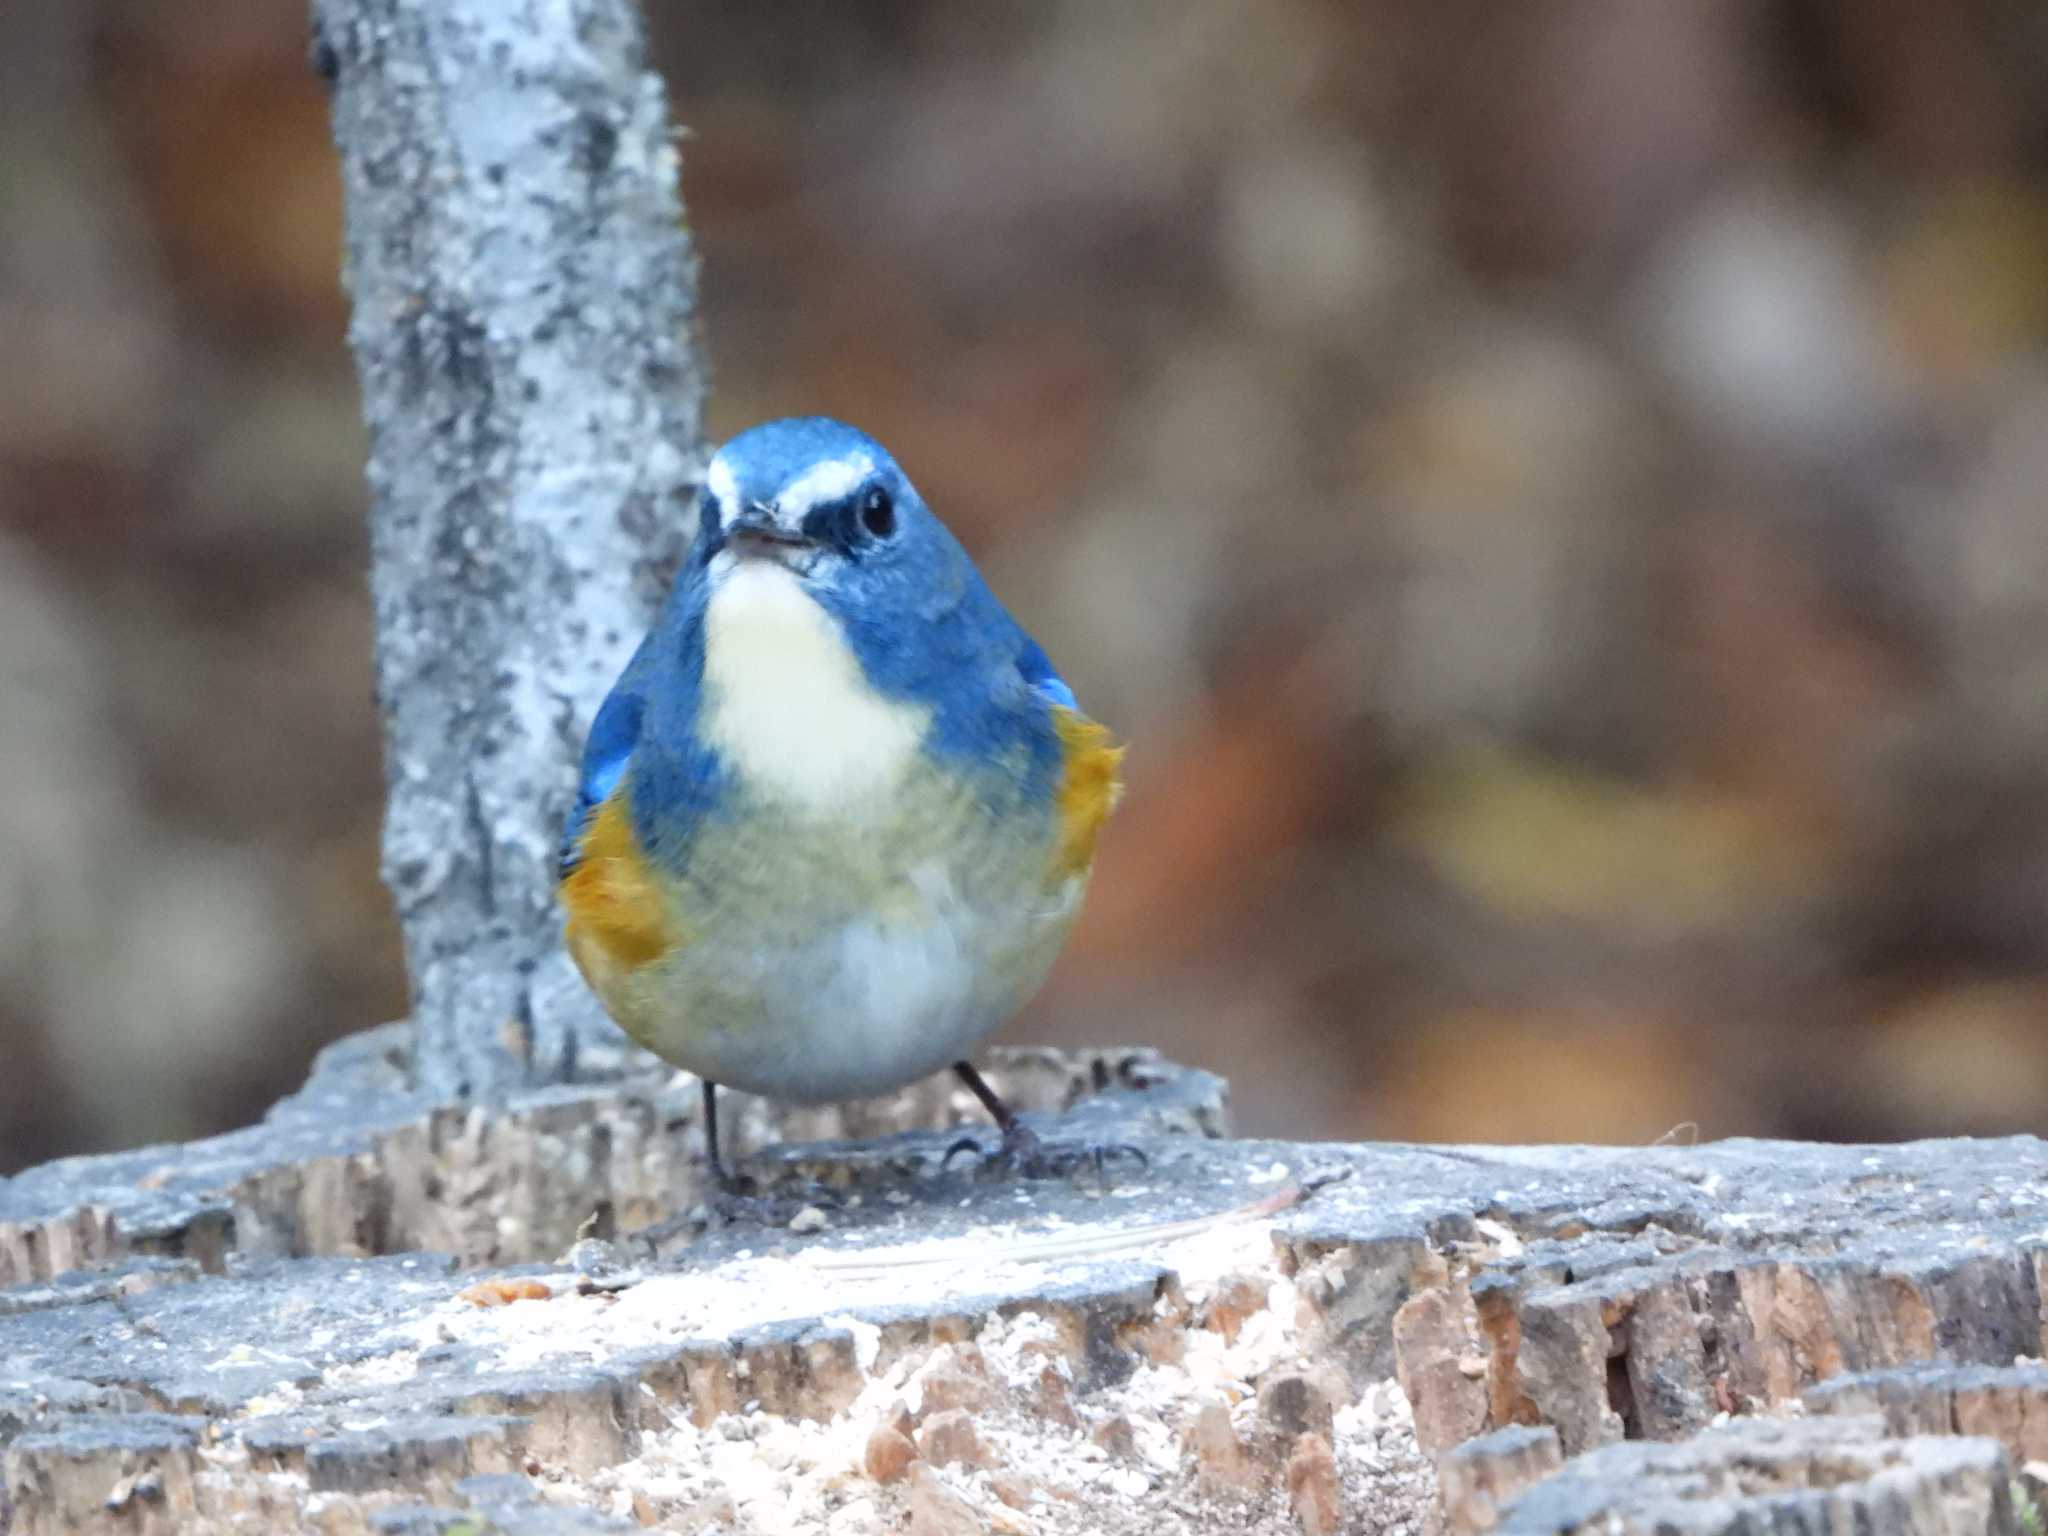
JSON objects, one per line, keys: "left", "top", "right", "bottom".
{"left": 705, "top": 1176, "right": 843, "bottom": 1228}
{"left": 939, "top": 1133, "right": 988, "bottom": 1172}
{"left": 942, "top": 1122, "right": 1148, "bottom": 1190}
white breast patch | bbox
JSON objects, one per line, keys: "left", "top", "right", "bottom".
{"left": 701, "top": 558, "right": 930, "bottom": 812}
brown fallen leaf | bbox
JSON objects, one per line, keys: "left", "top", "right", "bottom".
{"left": 457, "top": 1278, "right": 553, "bottom": 1308}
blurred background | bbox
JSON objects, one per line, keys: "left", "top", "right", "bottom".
{"left": 5, "top": 0, "right": 2047, "bottom": 1172}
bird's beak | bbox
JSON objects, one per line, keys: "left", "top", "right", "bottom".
{"left": 724, "top": 506, "right": 815, "bottom": 569}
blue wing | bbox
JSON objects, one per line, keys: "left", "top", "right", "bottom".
{"left": 559, "top": 685, "right": 644, "bottom": 880}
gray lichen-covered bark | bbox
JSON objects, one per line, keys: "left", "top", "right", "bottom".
{"left": 315, "top": 0, "right": 702, "bottom": 1096}
{"left": 1492, "top": 1417, "right": 2024, "bottom": 1536}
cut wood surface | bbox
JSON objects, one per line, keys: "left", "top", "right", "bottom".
{"left": 2, "top": 1036, "right": 2044, "bottom": 1534}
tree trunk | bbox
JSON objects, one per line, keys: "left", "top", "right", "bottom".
{"left": 317, "top": 0, "right": 703, "bottom": 1097}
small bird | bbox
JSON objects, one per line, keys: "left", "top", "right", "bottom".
{"left": 558, "top": 417, "right": 1123, "bottom": 1195}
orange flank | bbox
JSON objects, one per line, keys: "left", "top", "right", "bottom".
{"left": 1050, "top": 706, "right": 1125, "bottom": 880}
{"left": 559, "top": 790, "right": 680, "bottom": 995}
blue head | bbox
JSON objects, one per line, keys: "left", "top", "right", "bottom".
{"left": 690, "top": 418, "right": 1070, "bottom": 715}
{"left": 693, "top": 418, "right": 973, "bottom": 637}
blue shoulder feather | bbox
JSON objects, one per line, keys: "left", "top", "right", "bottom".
{"left": 559, "top": 685, "right": 643, "bottom": 879}
{"left": 1015, "top": 635, "right": 1077, "bottom": 711}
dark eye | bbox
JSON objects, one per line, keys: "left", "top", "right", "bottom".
{"left": 859, "top": 486, "right": 895, "bottom": 540}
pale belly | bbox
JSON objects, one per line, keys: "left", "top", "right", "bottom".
{"left": 610, "top": 786, "right": 1083, "bottom": 1102}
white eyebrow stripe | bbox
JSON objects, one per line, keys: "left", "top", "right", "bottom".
{"left": 777, "top": 455, "right": 871, "bottom": 517}
{"left": 705, "top": 457, "right": 740, "bottom": 521}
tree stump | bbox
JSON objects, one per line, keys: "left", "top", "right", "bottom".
{"left": 3, "top": 1040, "right": 2044, "bottom": 1534}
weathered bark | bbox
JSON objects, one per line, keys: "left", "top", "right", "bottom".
{"left": 0, "top": 1035, "right": 1226, "bottom": 1281}
{"left": 1494, "top": 1416, "right": 2023, "bottom": 1536}
{"left": 3, "top": 1054, "right": 2045, "bottom": 1534}
{"left": 316, "top": 0, "right": 703, "bottom": 1097}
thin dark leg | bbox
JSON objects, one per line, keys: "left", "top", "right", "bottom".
{"left": 628, "top": 1077, "right": 751, "bottom": 1247}
{"left": 953, "top": 1061, "right": 1021, "bottom": 1134}
{"left": 697, "top": 1080, "right": 841, "bottom": 1223}
{"left": 702, "top": 1078, "right": 736, "bottom": 1190}
{"left": 950, "top": 1060, "right": 1040, "bottom": 1168}
{"left": 947, "top": 1060, "right": 1147, "bottom": 1187}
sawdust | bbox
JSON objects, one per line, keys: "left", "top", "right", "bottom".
{"left": 505, "top": 1206, "right": 1439, "bottom": 1535}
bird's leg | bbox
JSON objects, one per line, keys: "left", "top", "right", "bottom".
{"left": 625, "top": 1079, "right": 757, "bottom": 1248}
{"left": 702, "top": 1078, "right": 737, "bottom": 1191}
{"left": 943, "top": 1061, "right": 1148, "bottom": 1189}
{"left": 949, "top": 1059, "right": 1040, "bottom": 1162}
{"left": 698, "top": 1079, "right": 842, "bottom": 1225}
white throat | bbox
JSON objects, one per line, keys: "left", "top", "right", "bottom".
{"left": 700, "top": 557, "right": 929, "bottom": 812}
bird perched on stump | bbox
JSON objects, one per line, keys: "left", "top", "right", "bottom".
{"left": 558, "top": 417, "right": 1124, "bottom": 1199}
